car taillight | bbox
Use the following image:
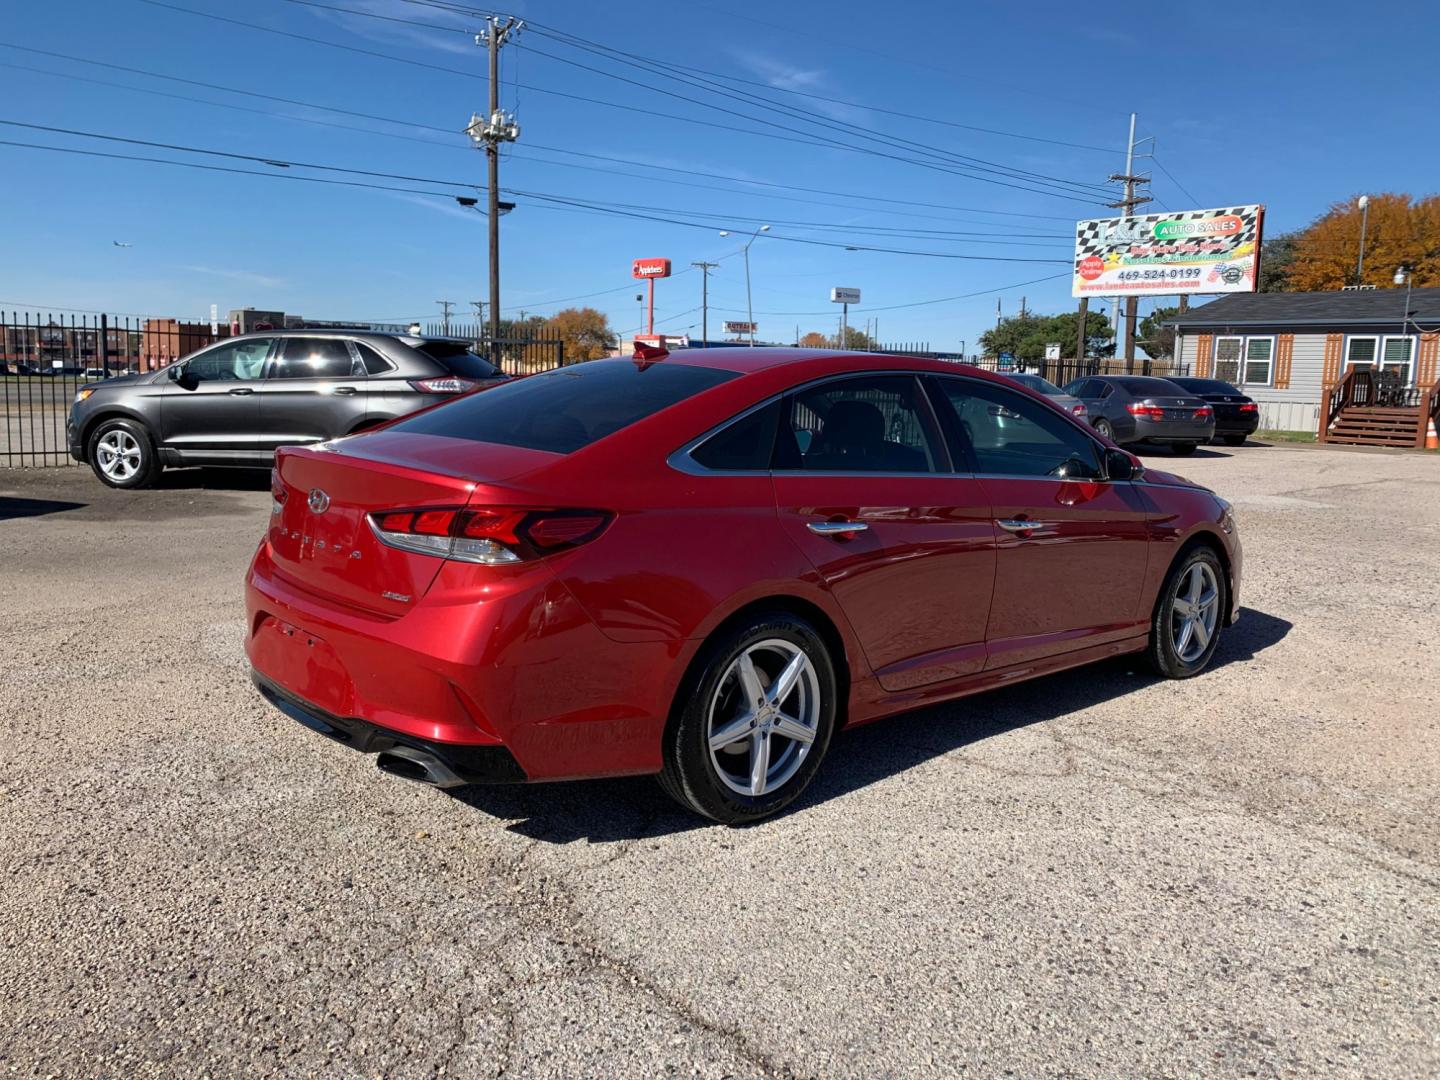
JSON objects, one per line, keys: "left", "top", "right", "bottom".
{"left": 1126, "top": 403, "right": 1165, "bottom": 420}
{"left": 1238, "top": 402, "right": 1258, "bottom": 413}
{"left": 1195, "top": 405, "right": 1214, "bottom": 419}
{"left": 1070, "top": 403, "right": 1087, "bottom": 418}
{"left": 369, "top": 506, "right": 612, "bottom": 564}
{"left": 409, "top": 377, "right": 479, "bottom": 395}
{"left": 270, "top": 468, "right": 286, "bottom": 514}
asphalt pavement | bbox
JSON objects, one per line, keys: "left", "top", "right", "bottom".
{"left": 1, "top": 442, "right": 1436, "bottom": 1078}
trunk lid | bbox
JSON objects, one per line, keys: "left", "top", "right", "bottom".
{"left": 269, "top": 433, "right": 558, "bottom": 616}
{"left": 1143, "top": 396, "right": 1208, "bottom": 422}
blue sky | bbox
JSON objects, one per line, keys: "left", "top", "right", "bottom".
{"left": 3, "top": 0, "right": 1438, "bottom": 350}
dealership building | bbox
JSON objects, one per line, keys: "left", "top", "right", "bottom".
{"left": 1168, "top": 287, "right": 1440, "bottom": 436}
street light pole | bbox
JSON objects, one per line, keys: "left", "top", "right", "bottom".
{"left": 1356, "top": 195, "right": 1370, "bottom": 285}
{"left": 720, "top": 225, "right": 769, "bottom": 345}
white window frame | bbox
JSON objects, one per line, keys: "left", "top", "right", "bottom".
{"left": 1241, "top": 335, "right": 1275, "bottom": 388}
{"left": 1344, "top": 334, "right": 1380, "bottom": 371}
{"left": 1213, "top": 335, "right": 1243, "bottom": 385}
{"left": 1378, "top": 334, "right": 1417, "bottom": 384}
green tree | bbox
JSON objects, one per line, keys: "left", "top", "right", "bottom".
{"left": 1257, "top": 231, "right": 1298, "bottom": 292}
{"left": 548, "top": 307, "right": 615, "bottom": 361}
{"left": 980, "top": 309, "right": 1113, "bottom": 360}
{"left": 1137, "top": 305, "right": 1178, "bottom": 360}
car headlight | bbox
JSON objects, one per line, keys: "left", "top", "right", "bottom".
{"left": 75, "top": 388, "right": 95, "bottom": 403}
{"left": 1216, "top": 497, "right": 1236, "bottom": 534}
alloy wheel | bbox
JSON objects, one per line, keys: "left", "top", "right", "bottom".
{"left": 707, "top": 638, "right": 821, "bottom": 798}
{"left": 96, "top": 430, "right": 143, "bottom": 482}
{"left": 1171, "top": 562, "right": 1220, "bottom": 663}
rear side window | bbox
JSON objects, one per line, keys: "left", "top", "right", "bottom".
{"left": 414, "top": 341, "right": 500, "bottom": 379}
{"left": 272, "top": 338, "right": 356, "bottom": 379}
{"left": 354, "top": 342, "right": 393, "bottom": 375}
{"left": 776, "top": 375, "right": 940, "bottom": 473}
{"left": 691, "top": 400, "right": 781, "bottom": 471}
{"left": 390, "top": 360, "right": 738, "bottom": 454}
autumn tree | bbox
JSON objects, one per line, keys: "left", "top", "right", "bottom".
{"left": 548, "top": 307, "right": 616, "bottom": 361}
{"left": 1286, "top": 193, "right": 1440, "bottom": 290}
{"left": 798, "top": 331, "right": 832, "bottom": 348}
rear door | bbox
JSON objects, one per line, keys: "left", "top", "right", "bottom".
{"left": 256, "top": 337, "right": 366, "bottom": 448}
{"left": 159, "top": 336, "right": 274, "bottom": 453}
{"left": 771, "top": 374, "right": 997, "bottom": 690}
{"left": 929, "top": 376, "right": 1152, "bottom": 669}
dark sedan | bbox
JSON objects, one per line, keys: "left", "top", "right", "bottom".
{"left": 1166, "top": 377, "right": 1261, "bottom": 446}
{"left": 1063, "top": 375, "right": 1215, "bottom": 455}
{"left": 68, "top": 330, "right": 507, "bottom": 488}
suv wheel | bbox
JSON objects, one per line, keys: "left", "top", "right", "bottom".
{"left": 659, "top": 613, "right": 837, "bottom": 824}
{"left": 88, "top": 418, "right": 159, "bottom": 489}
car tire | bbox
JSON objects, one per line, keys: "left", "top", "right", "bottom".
{"left": 1093, "top": 418, "right": 1115, "bottom": 441}
{"left": 1146, "top": 545, "right": 1226, "bottom": 679}
{"left": 1223, "top": 434, "right": 1246, "bottom": 447}
{"left": 659, "top": 612, "right": 838, "bottom": 824}
{"left": 1171, "top": 441, "right": 1198, "bottom": 455}
{"left": 87, "top": 417, "right": 159, "bottom": 489}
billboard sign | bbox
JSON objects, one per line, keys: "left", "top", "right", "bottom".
{"left": 632, "top": 257, "right": 672, "bottom": 279}
{"left": 830, "top": 286, "right": 861, "bottom": 304}
{"left": 724, "top": 320, "right": 757, "bottom": 335}
{"left": 1072, "top": 205, "right": 1263, "bottom": 297}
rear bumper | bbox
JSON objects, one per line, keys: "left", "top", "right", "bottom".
{"left": 1133, "top": 419, "right": 1216, "bottom": 443}
{"left": 1213, "top": 414, "right": 1261, "bottom": 436}
{"left": 252, "top": 669, "right": 527, "bottom": 784}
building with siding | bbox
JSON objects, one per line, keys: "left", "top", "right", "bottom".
{"left": 1168, "top": 288, "right": 1440, "bottom": 433}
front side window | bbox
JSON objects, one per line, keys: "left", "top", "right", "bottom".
{"left": 1244, "top": 338, "right": 1274, "bottom": 386}
{"left": 184, "top": 337, "right": 274, "bottom": 381}
{"left": 776, "top": 375, "right": 940, "bottom": 473}
{"left": 271, "top": 338, "right": 357, "bottom": 380}
{"left": 1213, "top": 337, "right": 1242, "bottom": 384}
{"left": 934, "top": 378, "right": 1103, "bottom": 480}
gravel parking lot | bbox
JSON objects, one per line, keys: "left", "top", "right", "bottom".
{"left": 2, "top": 443, "right": 1437, "bottom": 1078}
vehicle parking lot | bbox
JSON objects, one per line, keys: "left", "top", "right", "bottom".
{"left": 1, "top": 441, "right": 1437, "bottom": 1077}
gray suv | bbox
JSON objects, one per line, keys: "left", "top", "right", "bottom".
{"left": 68, "top": 330, "right": 506, "bottom": 488}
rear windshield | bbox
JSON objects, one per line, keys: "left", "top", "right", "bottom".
{"left": 1115, "top": 377, "right": 1187, "bottom": 396}
{"left": 1171, "top": 377, "right": 1238, "bottom": 395}
{"left": 1009, "top": 374, "right": 1063, "bottom": 395}
{"left": 390, "top": 360, "right": 739, "bottom": 453}
{"left": 414, "top": 340, "right": 500, "bottom": 379}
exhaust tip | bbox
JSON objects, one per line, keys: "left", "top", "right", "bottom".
{"left": 375, "top": 746, "right": 465, "bottom": 788}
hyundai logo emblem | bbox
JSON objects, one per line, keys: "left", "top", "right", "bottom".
{"left": 307, "top": 488, "right": 331, "bottom": 514}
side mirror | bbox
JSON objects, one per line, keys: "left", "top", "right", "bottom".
{"left": 167, "top": 364, "right": 181, "bottom": 380}
{"left": 1106, "top": 447, "right": 1144, "bottom": 481}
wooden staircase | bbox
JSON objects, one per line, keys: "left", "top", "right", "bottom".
{"left": 1321, "top": 370, "right": 1439, "bottom": 449}
{"left": 1326, "top": 405, "right": 1424, "bottom": 447}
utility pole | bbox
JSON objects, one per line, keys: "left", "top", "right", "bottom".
{"left": 1075, "top": 296, "right": 1089, "bottom": 364}
{"left": 996, "top": 298, "right": 1002, "bottom": 327}
{"left": 469, "top": 300, "right": 485, "bottom": 323}
{"left": 436, "top": 299, "right": 454, "bottom": 336}
{"left": 691, "top": 261, "right": 718, "bottom": 346}
{"left": 468, "top": 15, "right": 521, "bottom": 366}
{"left": 1019, "top": 296, "right": 1027, "bottom": 319}
{"left": 1107, "top": 112, "right": 1153, "bottom": 372}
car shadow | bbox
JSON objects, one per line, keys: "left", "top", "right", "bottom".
{"left": 156, "top": 467, "right": 270, "bottom": 491}
{"left": 1138, "top": 445, "right": 1231, "bottom": 460}
{"left": 446, "top": 606, "right": 1293, "bottom": 843}
{"left": 0, "top": 496, "right": 87, "bottom": 521}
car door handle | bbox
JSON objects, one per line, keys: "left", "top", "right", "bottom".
{"left": 998, "top": 518, "right": 1045, "bottom": 534}
{"left": 807, "top": 520, "right": 869, "bottom": 536}
{"left": 227, "top": 387, "right": 254, "bottom": 395}
{"left": 331, "top": 386, "right": 358, "bottom": 395}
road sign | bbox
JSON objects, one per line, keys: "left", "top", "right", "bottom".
{"left": 1044, "top": 342, "right": 1061, "bottom": 361}
{"left": 632, "top": 258, "right": 672, "bottom": 279}
{"left": 998, "top": 351, "right": 1015, "bottom": 370}
{"left": 830, "top": 287, "right": 861, "bottom": 304}
{"left": 724, "top": 320, "right": 757, "bottom": 335}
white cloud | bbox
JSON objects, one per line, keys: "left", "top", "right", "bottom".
{"left": 302, "top": 0, "right": 483, "bottom": 58}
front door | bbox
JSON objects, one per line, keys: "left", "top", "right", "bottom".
{"left": 255, "top": 337, "right": 367, "bottom": 449}
{"left": 771, "top": 374, "right": 997, "bottom": 691}
{"left": 928, "top": 376, "right": 1153, "bottom": 670}
{"left": 159, "top": 336, "right": 275, "bottom": 454}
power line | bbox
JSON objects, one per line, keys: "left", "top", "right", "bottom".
{"left": 138, "top": 0, "right": 1108, "bottom": 205}
{"left": 1151, "top": 156, "right": 1204, "bottom": 208}
{"left": 703, "top": 272, "right": 1072, "bottom": 317}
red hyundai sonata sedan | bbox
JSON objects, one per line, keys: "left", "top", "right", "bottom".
{"left": 246, "top": 348, "right": 1240, "bottom": 823}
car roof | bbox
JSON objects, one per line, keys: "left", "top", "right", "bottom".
{"left": 226, "top": 329, "right": 470, "bottom": 346}
{"left": 662, "top": 346, "right": 1024, "bottom": 387}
